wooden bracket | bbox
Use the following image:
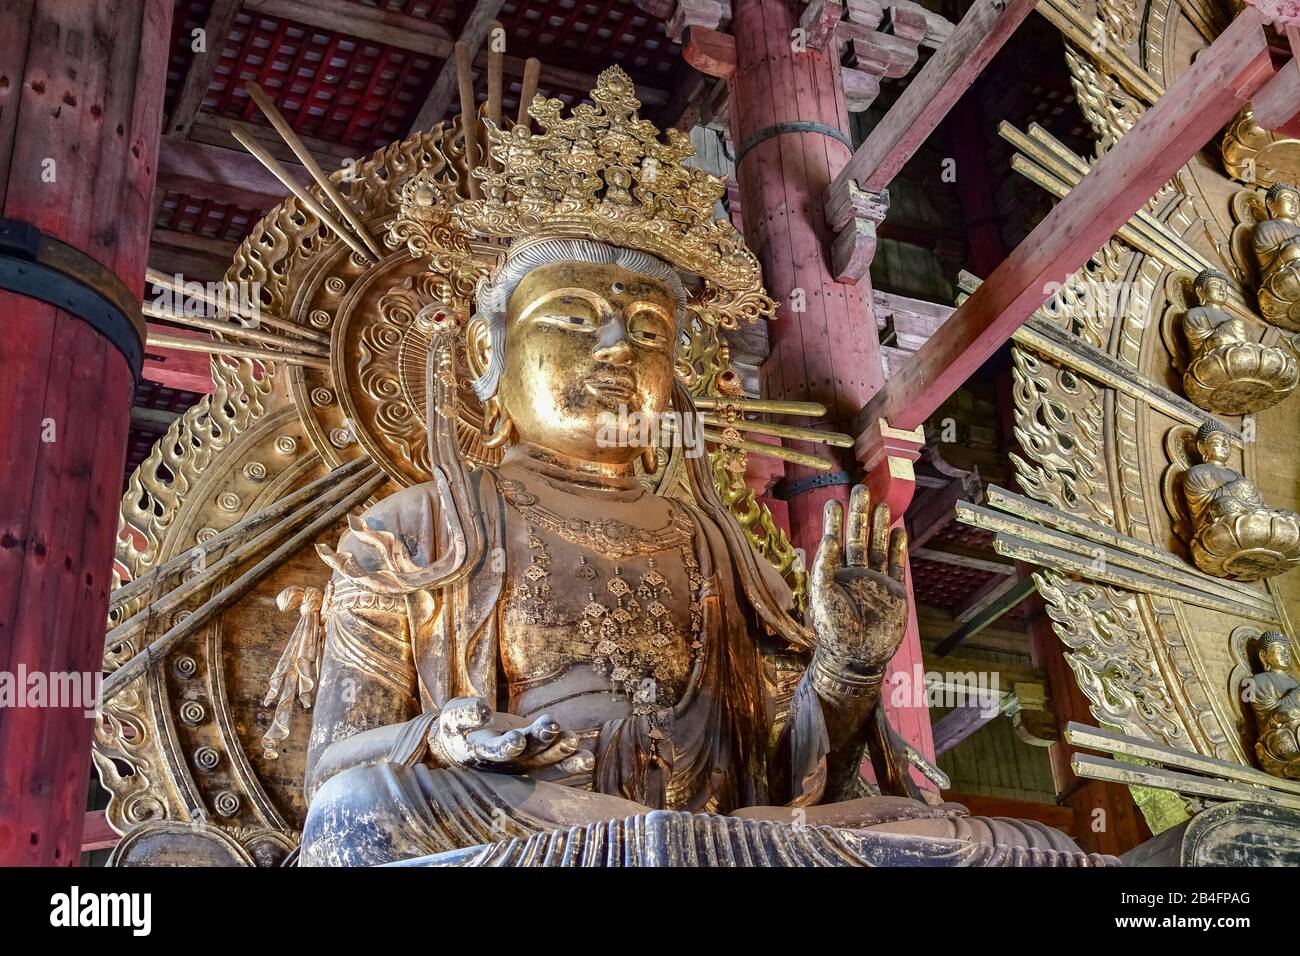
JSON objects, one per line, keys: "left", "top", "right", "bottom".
{"left": 856, "top": 417, "right": 924, "bottom": 519}
{"left": 799, "top": 0, "right": 845, "bottom": 50}
{"left": 667, "top": 0, "right": 731, "bottom": 40}
{"left": 683, "top": 26, "right": 737, "bottom": 81}
{"left": 825, "top": 178, "right": 889, "bottom": 283}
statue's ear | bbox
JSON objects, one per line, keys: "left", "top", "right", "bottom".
{"left": 465, "top": 314, "right": 493, "bottom": 381}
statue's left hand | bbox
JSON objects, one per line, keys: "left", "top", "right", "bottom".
{"left": 808, "top": 485, "right": 909, "bottom": 668}
{"left": 428, "top": 697, "right": 595, "bottom": 776}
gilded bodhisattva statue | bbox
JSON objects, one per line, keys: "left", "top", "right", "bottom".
{"left": 265, "top": 69, "right": 1097, "bottom": 866}
{"left": 1253, "top": 183, "right": 1300, "bottom": 332}
{"left": 1181, "top": 269, "right": 1297, "bottom": 415}
{"left": 1183, "top": 420, "right": 1300, "bottom": 580}
{"left": 1247, "top": 631, "right": 1300, "bottom": 780}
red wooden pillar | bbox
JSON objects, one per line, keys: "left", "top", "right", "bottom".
{"left": 724, "top": 0, "right": 933, "bottom": 764}
{"left": 0, "top": 0, "right": 171, "bottom": 865}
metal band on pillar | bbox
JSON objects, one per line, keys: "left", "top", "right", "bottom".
{"left": 773, "top": 470, "right": 853, "bottom": 500}
{"left": 735, "top": 121, "right": 853, "bottom": 166}
{"left": 0, "top": 217, "right": 146, "bottom": 383}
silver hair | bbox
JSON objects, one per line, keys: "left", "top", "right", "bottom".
{"left": 470, "top": 237, "right": 688, "bottom": 402}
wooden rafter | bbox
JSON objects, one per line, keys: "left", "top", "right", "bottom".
{"left": 242, "top": 0, "right": 455, "bottom": 57}
{"left": 853, "top": 6, "right": 1277, "bottom": 436}
{"left": 829, "top": 0, "right": 1036, "bottom": 197}
{"left": 168, "top": 0, "right": 243, "bottom": 138}
{"left": 157, "top": 137, "right": 310, "bottom": 210}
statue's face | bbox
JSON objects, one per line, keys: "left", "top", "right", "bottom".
{"left": 1197, "top": 430, "right": 1231, "bottom": 464}
{"left": 497, "top": 260, "right": 677, "bottom": 465}
{"left": 1270, "top": 189, "right": 1300, "bottom": 220}
{"left": 1265, "top": 642, "right": 1293, "bottom": 671}
{"left": 1196, "top": 276, "right": 1226, "bottom": 304}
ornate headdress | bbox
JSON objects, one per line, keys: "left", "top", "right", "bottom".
{"left": 393, "top": 66, "right": 776, "bottom": 331}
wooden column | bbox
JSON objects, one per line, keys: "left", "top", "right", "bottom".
{"left": 722, "top": 0, "right": 932, "bottom": 763}
{"left": 0, "top": 0, "right": 171, "bottom": 865}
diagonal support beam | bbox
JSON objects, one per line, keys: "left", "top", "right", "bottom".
{"left": 829, "top": 0, "right": 1037, "bottom": 198}
{"left": 854, "top": 7, "right": 1276, "bottom": 436}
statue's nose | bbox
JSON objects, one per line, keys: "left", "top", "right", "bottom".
{"left": 593, "top": 313, "right": 633, "bottom": 365}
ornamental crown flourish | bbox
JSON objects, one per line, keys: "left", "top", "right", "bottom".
{"left": 453, "top": 66, "right": 776, "bottom": 329}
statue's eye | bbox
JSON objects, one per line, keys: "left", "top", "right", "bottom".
{"left": 628, "top": 305, "right": 671, "bottom": 347}
{"left": 537, "top": 294, "right": 599, "bottom": 330}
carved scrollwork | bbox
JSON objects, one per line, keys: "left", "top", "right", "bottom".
{"left": 1035, "top": 569, "right": 1190, "bottom": 745}
{"left": 1010, "top": 347, "right": 1116, "bottom": 526}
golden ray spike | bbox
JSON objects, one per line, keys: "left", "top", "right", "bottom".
{"left": 699, "top": 414, "right": 854, "bottom": 447}
{"left": 144, "top": 267, "right": 330, "bottom": 346}
{"left": 702, "top": 429, "right": 834, "bottom": 470}
{"left": 245, "top": 82, "right": 384, "bottom": 259}
{"left": 516, "top": 57, "right": 541, "bottom": 129}
{"left": 144, "top": 303, "right": 331, "bottom": 357}
{"left": 692, "top": 396, "right": 828, "bottom": 416}
{"left": 230, "top": 123, "right": 376, "bottom": 262}
{"left": 146, "top": 331, "right": 332, "bottom": 369}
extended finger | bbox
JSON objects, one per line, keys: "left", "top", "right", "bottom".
{"left": 465, "top": 727, "right": 528, "bottom": 762}
{"left": 845, "top": 484, "right": 870, "bottom": 567}
{"left": 821, "top": 498, "right": 843, "bottom": 542}
{"left": 868, "top": 502, "right": 891, "bottom": 572}
{"left": 524, "top": 713, "right": 561, "bottom": 749}
{"left": 519, "top": 731, "right": 580, "bottom": 768}
{"left": 888, "top": 527, "right": 908, "bottom": 583}
{"left": 555, "top": 750, "right": 595, "bottom": 775}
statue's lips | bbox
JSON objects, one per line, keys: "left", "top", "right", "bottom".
{"left": 584, "top": 373, "right": 636, "bottom": 402}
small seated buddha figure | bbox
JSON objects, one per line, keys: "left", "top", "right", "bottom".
{"left": 1247, "top": 631, "right": 1300, "bottom": 779}
{"left": 1253, "top": 183, "right": 1300, "bottom": 332}
{"left": 1183, "top": 420, "right": 1300, "bottom": 580}
{"left": 1181, "top": 269, "right": 1297, "bottom": 415}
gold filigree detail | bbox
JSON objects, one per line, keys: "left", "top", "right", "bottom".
{"left": 498, "top": 477, "right": 694, "bottom": 560}
{"left": 455, "top": 66, "right": 775, "bottom": 330}
{"left": 1010, "top": 346, "right": 1115, "bottom": 525}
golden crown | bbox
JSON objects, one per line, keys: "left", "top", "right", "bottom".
{"left": 451, "top": 66, "right": 775, "bottom": 329}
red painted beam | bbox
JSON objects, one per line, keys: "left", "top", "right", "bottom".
{"left": 80, "top": 810, "right": 119, "bottom": 853}
{"left": 855, "top": 7, "right": 1276, "bottom": 435}
{"left": 829, "top": 0, "right": 1038, "bottom": 197}
{"left": 143, "top": 324, "right": 215, "bottom": 394}
{"left": 1253, "top": 25, "right": 1300, "bottom": 136}
{"left": 683, "top": 26, "right": 736, "bottom": 81}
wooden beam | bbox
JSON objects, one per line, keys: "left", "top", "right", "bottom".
{"left": 933, "top": 575, "right": 1037, "bottom": 656}
{"left": 1252, "top": 25, "right": 1300, "bottom": 136}
{"left": 411, "top": 0, "right": 507, "bottom": 133}
{"left": 854, "top": 7, "right": 1276, "bottom": 435}
{"left": 906, "top": 474, "right": 975, "bottom": 551}
{"left": 913, "top": 543, "right": 1014, "bottom": 575}
{"left": 830, "top": 0, "right": 1036, "bottom": 196}
{"left": 242, "top": 0, "right": 454, "bottom": 57}
{"left": 80, "top": 810, "right": 120, "bottom": 853}
{"left": 931, "top": 702, "right": 999, "bottom": 755}
{"left": 142, "top": 324, "right": 215, "bottom": 394}
{"left": 167, "top": 0, "right": 242, "bottom": 138}
{"left": 941, "top": 791, "right": 1076, "bottom": 835}
{"left": 953, "top": 569, "right": 1026, "bottom": 623}
{"left": 157, "top": 137, "right": 308, "bottom": 209}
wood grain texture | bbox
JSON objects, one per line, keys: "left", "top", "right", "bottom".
{"left": 0, "top": 0, "right": 171, "bottom": 865}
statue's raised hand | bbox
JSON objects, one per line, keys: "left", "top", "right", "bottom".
{"left": 808, "top": 485, "right": 909, "bottom": 669}
{"left": 427, "top": 696, "right": 594, "bottom": 776}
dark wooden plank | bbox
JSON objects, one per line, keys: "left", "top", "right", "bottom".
{"left": 167, "top": 0, "right": 243, "bottom": 138}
